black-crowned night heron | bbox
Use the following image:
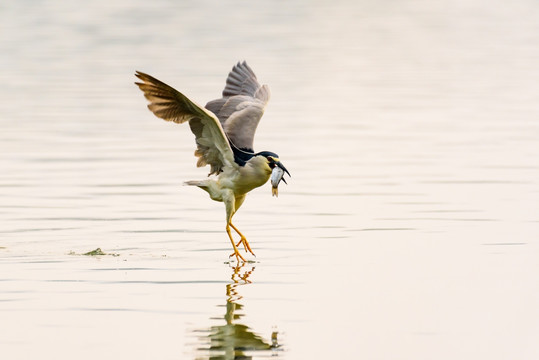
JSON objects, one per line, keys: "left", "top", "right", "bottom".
{"left": 135, "top": 61, "right": 290, "bottom": 262}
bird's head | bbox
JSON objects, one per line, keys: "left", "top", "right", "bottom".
{"left": 256, "top": 151, "right": 290, "bottom": 179}
{"left": 267, "top": 156, "right": 291, "bottom": 182}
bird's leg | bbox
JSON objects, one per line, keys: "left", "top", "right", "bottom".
{"left": 226, "top": 223, "right": 246, "bottom": 263}
{"left": 224, "top": 191, "right": 250, "bottom": 262}
{"left": 230, "top": 222, "right": 255, "bottom": 256}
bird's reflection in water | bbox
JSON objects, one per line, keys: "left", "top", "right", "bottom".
{"left": 194, "top": 264, "right": 281, "bottom": 359}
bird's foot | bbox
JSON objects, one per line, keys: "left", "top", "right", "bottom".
{"left": 235, "top": 237, "right": 256, "bottom": 257}
{"left": 229, "top": 249, "right": 247, "bottom": 263}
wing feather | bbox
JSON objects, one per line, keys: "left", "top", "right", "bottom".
{"left": 135, "top": 71, "right": 236, "bottom": 175}
{"left": 205, "top": 61, "right": 270, "bottom": 151}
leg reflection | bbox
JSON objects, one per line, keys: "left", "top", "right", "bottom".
{"left": 193, "top": 263, "right": 282, "bottom": 359}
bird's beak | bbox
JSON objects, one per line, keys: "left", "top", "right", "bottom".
{"left": 276, "top": 161, "right": 290, "bottom": 184}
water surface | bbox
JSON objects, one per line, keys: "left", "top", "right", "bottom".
{"left": 1, "top": 0, "right": 539, "bottom": 359}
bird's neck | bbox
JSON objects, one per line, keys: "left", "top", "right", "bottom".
{"left": 231, "top": 145, "right": 255, "bottom": 166}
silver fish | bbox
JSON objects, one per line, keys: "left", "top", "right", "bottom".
{"left": 270, "top": 166, "right": 285, "bottom": 197}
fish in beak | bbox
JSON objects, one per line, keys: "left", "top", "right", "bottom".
{"left": 270, "top": 161, "right": 290, "bottom": 197}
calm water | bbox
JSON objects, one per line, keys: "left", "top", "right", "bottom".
{"left": 1, "top": 0, "right": 539, "bottom": 359}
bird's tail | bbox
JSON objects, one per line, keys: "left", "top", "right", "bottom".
{"left": 184, "top": 180, "right": 214, "bottom": 198}
{"left": 184, "top": 180, "right": 204, "bottom": 187}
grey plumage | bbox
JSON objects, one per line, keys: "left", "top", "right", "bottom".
{"left": 205, "top": 61, "right": 270, "bottom": 152}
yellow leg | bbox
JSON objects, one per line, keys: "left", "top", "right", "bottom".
{"left": 226, "top": 224, "right": 246, "bottom": 262}
{"left": 230, "top": 222, "right": 255, "bottom": 256}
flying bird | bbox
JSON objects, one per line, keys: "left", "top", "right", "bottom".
{"left": 135, "top": 61, "right": 290, "bottom": 262}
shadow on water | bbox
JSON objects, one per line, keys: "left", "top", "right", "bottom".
{"left": 192, "top": 264, "right": 282, "bottom": 360}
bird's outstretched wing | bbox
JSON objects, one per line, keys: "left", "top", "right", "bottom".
{"left": 205, "top": 61, "right": 270, "bottom": 152}
{"left": 135, "top": 71, "right": 236, "bottom": 176}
